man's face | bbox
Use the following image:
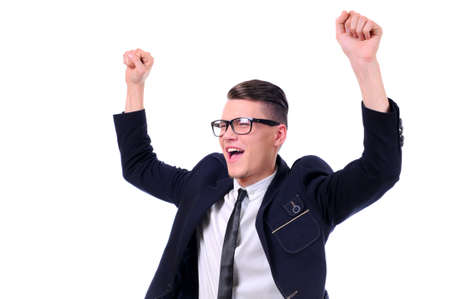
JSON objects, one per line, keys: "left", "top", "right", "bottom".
{"left": 219, "top": 99, "right": 286, "bottom": 187}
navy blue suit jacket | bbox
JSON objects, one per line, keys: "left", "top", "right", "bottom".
{"left": 113, "top": 98, "right": 403, "bottom": 299}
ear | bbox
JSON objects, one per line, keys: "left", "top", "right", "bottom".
{"left": 273, "top": 124, "right": 287, "bottom": 148}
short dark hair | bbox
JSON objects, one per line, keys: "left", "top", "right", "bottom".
{"left": 227, "top": 79, "right": 288, "bottom": 128}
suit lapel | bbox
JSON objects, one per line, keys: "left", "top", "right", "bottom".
{"left": 180, "top": 175, "right": 233, "bottom": 251}
{"left": 255, "top": 155, "right": 290, "bottom": 259}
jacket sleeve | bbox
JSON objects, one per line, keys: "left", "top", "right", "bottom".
{"left": 112, "top": 109, "right": 193, "bottom": 207}
{"left": 303, "top": 97, "right": 403, "bottom": 226}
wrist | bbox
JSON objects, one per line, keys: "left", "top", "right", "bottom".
{"left": 349, "top": 58, "right": 379, "bottom": 75}
{"left": 127, "top": 82, "right": 145, "bottom": 92}
{"left": 350, "top": 60, "right": 383, "bottom": 88}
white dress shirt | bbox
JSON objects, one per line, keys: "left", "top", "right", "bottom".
{"left": 196, "top": 168, "right": 285, "bottom": 299}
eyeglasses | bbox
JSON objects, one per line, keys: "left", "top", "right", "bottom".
{"left": 211, "top": 117, "right": 280, "bottom": 137}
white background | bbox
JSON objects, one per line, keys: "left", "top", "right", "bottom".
{"left": 1, "top": 0, "right": 449, "bottom": 298}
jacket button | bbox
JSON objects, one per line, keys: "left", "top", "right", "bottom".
{"left": 398, "top": 118, "right": 404, "bottom": 147}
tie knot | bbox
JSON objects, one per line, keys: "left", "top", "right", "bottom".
{"left": 237, "top": 188, "right": 247, "bottom": 203}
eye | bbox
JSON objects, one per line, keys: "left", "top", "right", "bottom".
{"left": 213, "top": 121, "right": 226, "bottom": 128}
{"left": 236, "top": 118, "right": 251, "bottom": 126}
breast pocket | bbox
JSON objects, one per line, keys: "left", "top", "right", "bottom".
{"left": 266, "top": 196, "right": 321, "bottom": 254}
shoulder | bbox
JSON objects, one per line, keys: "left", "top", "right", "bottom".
{"left": 292, "top": 155, "right": 333, "bottom": 173}
{"left": 291, "top": 155, "right": 334, "bottom": 186}
{"left": 194, "top": 152, "right": 226, "bottom": 169}
{"left": 190, "top": 152, "right": 227, "bottom": 180}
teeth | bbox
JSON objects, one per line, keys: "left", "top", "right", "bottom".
{"left": 227, "top": 148, "right": 242, "bottom": 153}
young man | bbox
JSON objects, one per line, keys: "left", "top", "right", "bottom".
{"left": 113, "top": 10, "right": 403, "bottom": 299}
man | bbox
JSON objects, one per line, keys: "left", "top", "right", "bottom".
{"left": 113, "top": 10, "right": 403, "bottom": 299}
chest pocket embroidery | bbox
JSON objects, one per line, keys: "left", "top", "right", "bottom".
{"left": 268, "top": 194, "right": 320, "bottom": 254}
{"left": 282, "top": 194, "right": 304, "bottom": 216}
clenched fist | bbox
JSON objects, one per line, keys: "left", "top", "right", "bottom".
{"left": 123, "top": 48, "right": 154, "bottom": 86}
{"left": 336, "top": 10, "right": 382, "bottom": 63}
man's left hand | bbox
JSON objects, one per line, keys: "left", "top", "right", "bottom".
{"left": 336, "top": 10, "right": 382, "bottom": 63}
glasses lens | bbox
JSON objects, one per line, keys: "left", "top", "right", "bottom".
{"left": 212, "top": 121, "right": 227, "bottom": 136}
{"left": 232, "top": 118, "right": 251, "bottom": 134}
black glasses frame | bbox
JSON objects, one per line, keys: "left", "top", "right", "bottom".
{"left": 210, "top": 117, "right": 280, "bottom": 137}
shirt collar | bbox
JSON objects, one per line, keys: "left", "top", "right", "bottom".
{"left": 233, "top": 167, "right": 278, "bottom": 201}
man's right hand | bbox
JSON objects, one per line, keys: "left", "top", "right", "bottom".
{"left": 123, "top": 48, "right": 154, "bottom": 86}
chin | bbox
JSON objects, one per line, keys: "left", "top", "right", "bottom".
{"left": 226, "top": 166, "right": 238, "bottom": 178}
{"left": 227, "top": 168, "right": 238, "bottom": 178}
{"left": 227, "top": 167, "right": 246, "bottom": 180}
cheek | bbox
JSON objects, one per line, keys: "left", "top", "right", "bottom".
{"left": 258, "top": 140, "right": 275, "bottom": 160}
{"left": 246, "top": 141, "right": 269, "bottom": 163}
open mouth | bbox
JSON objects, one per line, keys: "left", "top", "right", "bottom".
{"left": 226, "top": 147, "right": 245, "bottom": 163}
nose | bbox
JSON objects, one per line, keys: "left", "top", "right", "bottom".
{"left": 222, "top": 123, "right": 238, "bottom": 140}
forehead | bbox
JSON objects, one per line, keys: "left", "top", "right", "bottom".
{"left": 221, "top": 99, "right": 269, "bottom": 119}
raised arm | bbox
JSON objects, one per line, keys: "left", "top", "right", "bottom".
{"left": 113, "top": 49, "right": 192, "bottom": 207}
{"left": 305, "top": 11, "right": 403, "bottom": 226}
